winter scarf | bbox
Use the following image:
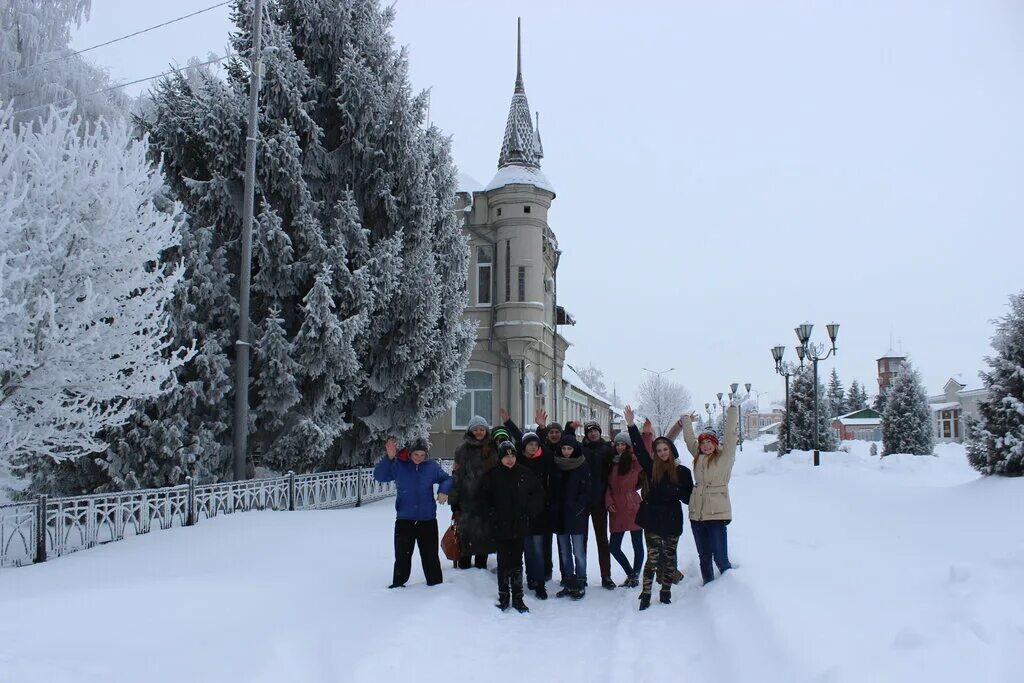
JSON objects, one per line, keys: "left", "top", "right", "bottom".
{"left": 554, "top": 454, "right": 586, "bottom": 471}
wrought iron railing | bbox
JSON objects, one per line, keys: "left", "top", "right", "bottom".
{"left": 1, "top": 459, "right": 454, "bottom": 569}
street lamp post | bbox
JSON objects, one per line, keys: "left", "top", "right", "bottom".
{"left": 771, "top": 345, "right": 797, "bottom": 456}
{"left": 729, "top": 382, "right": 752, "bottom": 451}
{"left": 793, "top": 322, "right": 840, "bottom": 467}
{"left": 704, "top": 402, "right": 712, "bottom": 427}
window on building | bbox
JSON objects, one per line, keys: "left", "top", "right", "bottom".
{"left": 938, "top": 409, "right": 960, "bottom": 439}
{"left": 497, "top": 208, "right": 502, "bottom": 217}
{"left": 524, "top": 205, "right": 531, "bottom": 214}
{"left": 505, "top": 240, "right": 511, "bottom": 302}
{"left": 524, "top": 371, "right": 534, "bottom": 425}
{"left": 517, "top": 266, "right": 526, "bottom": 302}
{"left": 454, "top": 371, "right": 493, "bottom": 428}
{"left": 476, "top": 246, "right": 492, "bottom": 305}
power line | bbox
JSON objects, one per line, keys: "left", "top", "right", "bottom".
{"left": 0, "top": 1, "right": 232, "bottom": 80}
{"left": 11, "top": 52, "right": 235, "bottom": 117}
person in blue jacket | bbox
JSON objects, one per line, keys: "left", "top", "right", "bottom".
{"left": 373, "top": 436, "right": 453, "bottom": 588}
{"left": 550, "top": 432, "right": 591, "bottom": 599}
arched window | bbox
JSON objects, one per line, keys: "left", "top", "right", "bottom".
{"left": 453, "top": 370, "right": 493, "bottom": 429}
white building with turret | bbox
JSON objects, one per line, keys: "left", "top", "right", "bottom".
{"left": 429, "top": 21, "right": 577, "bottom": 455}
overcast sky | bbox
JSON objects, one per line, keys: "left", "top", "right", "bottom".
{"left": 73, "top": 0, "right": 1024, "bottom": 411}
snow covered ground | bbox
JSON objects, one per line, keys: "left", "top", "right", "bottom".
{"left": 0, "top": 441, "right": 1021, "bottom": 683}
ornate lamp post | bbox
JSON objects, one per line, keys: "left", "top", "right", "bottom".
{"left": 728, "top": 382, "right": 752, "bottom": 451}
{"left": 771, "top": 345, "right": 797, "bottom": 456}
{"left": 793, "top": 322, "right": 840, "bottom": 467}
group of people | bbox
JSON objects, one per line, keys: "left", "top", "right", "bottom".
{"left": 373, "top": 400, "right": 739, "bottom": 613}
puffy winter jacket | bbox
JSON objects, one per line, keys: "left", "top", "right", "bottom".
{"left": 628, "top": 424, "right": 694, "bottom": 537}
{"left": 373, "top": 457, "right": 452, "bottom": 521}
{"left": 580, "top": 435, "right": 615, "bottom": 507}
{"left": 449, "top": 433, "right": 499, "bottom": 555}
{"left": 503, "top": 418, "right": 554, "bottom": 535}
{"left": 679, "top": 406, "right": 738, "bottom": 522}
{"left": 479, "top": 463, "right": 544, "bottom": 540}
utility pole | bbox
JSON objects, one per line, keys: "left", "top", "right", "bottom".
{"left": 233, "top": 0, "right": 264, "bottom": 481}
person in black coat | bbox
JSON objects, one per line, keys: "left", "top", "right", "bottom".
{"left": 479, "top": 441, "right": 544, "bottom": 613}
{"left": 550, "top": 432, "right": 591, "bottom": 599}
{"left": 449, "top": 415, "right": 498, "bottom": 569}
{"left": 578, "top": 420, "right": 617, "bottom": 590}
{"left": 500, "top": 409, "right": 555, "bottom": 599}
{"left": 624, "top": 405, "right": 694, "bottom": 611}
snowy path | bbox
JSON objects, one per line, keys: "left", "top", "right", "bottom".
{"left": 1, "top": 444, "right": 1022, "bottom": 683}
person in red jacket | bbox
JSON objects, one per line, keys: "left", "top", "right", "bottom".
{"left": 605, "top": 429, "right": 646, "bottom": 587}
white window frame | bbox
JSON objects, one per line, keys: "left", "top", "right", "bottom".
{"left": 476, "top": 246, "right": 492, "bottom": 306}
{"left": 453, "top": 370, "right": 494, "bottom": 429}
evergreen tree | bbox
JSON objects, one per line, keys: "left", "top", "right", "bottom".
{"left": 881, "top": 359, "right": 933, "bottom": 456}
{"left": 778, "top": 367, "right": 838, "bottom": 452}
{"left": 873, "top": 387, "right": 888, "bottom": 415}
{"left": 107, "top": 0, "right": 474, "bottom": 484}
{"left": 0, "top": 0, "right": 128, "bottom": 127}
{"left": 826, "top": 369, "right": 846, "bottom": 417}
{"left": 846, "top": 380, "right": 868, "bottom": 411}
{"left": 967, "top": 291, "right": 1024, "bottom": 476}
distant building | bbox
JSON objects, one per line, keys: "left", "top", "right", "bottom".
{"left": 744, "top": 409, "right": 784, "bottom": 441}
{"left": 832, "top": 408, "right": 883, "bottom": 441}
{"left": 927, "top": 375, "right": 990, "bottom": 444}
{"left": 877, "top": 349, "right": 906, "bottom": 395}
{"left": 562, "top": 364, "right": 614, "bottom": 436}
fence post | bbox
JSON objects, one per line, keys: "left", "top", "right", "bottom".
{"left": 356, "top": 464, "right": 364, "bottom": 507}
{"left": 185, "top": 477, "right": 196, "bottom": 527}
{"left": 287, "top": 471, "right": 296, "bottom": 511}
{"left": 34, "top": 495, "right": 47, "bottom": 564}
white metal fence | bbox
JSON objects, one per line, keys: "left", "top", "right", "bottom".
{"left": 1, "top": 460, "right": 454, "bottom": 569}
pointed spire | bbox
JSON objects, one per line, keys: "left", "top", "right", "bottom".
{"left": 498, "top": 18, "right": 540, "bottom": 169}
{"left": 515, "top": 17, "right": 525, "bottom": 94}
{"left": 533, "top": 111, "right": 544, "bottom": 160}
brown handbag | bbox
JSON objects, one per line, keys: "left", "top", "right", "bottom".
{"left": 440, "top": 522, "right": 460, "bottom": 562}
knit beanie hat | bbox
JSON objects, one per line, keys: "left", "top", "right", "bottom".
{"left": 583, "top": 420, "right": 601, "bottom": 435}
{"left": 545, "top": 422, "right": 563, "bottom": 434}
{"left": 491, "top": 427, "right": 511, "bottom": 444}
{"left": 612, "top": 431, "right": 631, "bottom": 445}
{"left": 697, "top": 426, "right": 720, "bottom": 447}
{"left": 521, "top": 431, "right": 542, "bottom": 450}
{"left": 467, "top": 415, "right": 490, "bottom": 432}
{"left": 497, "top": 440, "right": 518, "bottom": 458}
{"left": 407, "top": 438, "right": 430, "bottom": 456}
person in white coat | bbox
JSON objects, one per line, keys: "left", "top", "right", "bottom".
{"left": 675, "top": 403, "right": 738, "bottom": 584}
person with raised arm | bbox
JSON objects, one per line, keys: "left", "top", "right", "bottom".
{"left": 623, "top": 405, "right": 694, "bottom": 610}
{"left": 499, "top": 408, "right": 555, "bottom": 599}
{"left": 373, "top": 437, "right": 453, "bottom": 588}
{"left": 448, "top": 415, "right": 498, "bottom": 569}
{"left": 605, "top": 423, "right": 647, "bottom": 587}
{"left": 674, "top": 401, "right": 738, "bottom": 584}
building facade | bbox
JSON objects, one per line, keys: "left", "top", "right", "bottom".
{"left": 429, "top": 24, "right": 573, "bottom": 457}
{"left": 562, "top": 364, "right": 615, "bottom": 436}
{"left": 928, "top": 375, "right": 990, "bottom": 444}
{"left": 831, "top": 408, "right": 883, "bottom": 441}
{"left": 877, "top": 349, "right": 906, "bottom": 395}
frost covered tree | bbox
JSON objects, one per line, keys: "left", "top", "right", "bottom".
{"left": 111, "top": 0, "right": 474, "bottom": 481}
{"left": 778, "top": 366, "right": 838, "bottom": 452}
{"left": 576, "top": 363, "right": 608, "bottom": 398}
{"left": 637, "top": 374, "right": 691, "bottom": 436}
{"left": 846, "top": 380, "right": 868, "bottom": 411}
{"left": 881, "top": 359, "right": 933, "bottom": 456}
{"left": 967, "top": 291, "right": 1024, "bottom": 476}
{"left": 0, "top": 0, "right": 127, "bottom": 127}
{"left": 0, "top": 107, "right": 190, "bottom": 476}
{"left": 826, "top": 369, "right": 846, "bottom": 417}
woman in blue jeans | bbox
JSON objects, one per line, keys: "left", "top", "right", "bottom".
{"left": 550, "top": 433, "right": 591, "bottom": 599}
{"left": 678, "top": 404, "right": 738, "bottom": 584}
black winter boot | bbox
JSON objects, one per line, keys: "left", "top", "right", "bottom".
{"left": 601, "top": 577, "right": 616, "bottom": 590}
{"left": 660, "top": 587, "right": 672, "bottom": 604}
{"left": 512, "top": 595, "right": 529, "bottom": 613}
{"left": 556, "top": 578, "right": 574, "bottom": 598}
{"left": 497, "top": 592, "right": 510, "bottom": 611}
{"left": 535, "top": 584, "right": 548, "bottom": 600}
{"left": 571, "top": 579, "right": 585, "bottom": 600}
{"left": 638, "top": 592, "right": 651, "bottom": 611}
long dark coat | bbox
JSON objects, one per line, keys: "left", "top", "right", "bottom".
{"left": 479, "top": 463, "right": 544, "bottom": 540}
{"left": 449, "top": 433, "right": 498, "bottom": 556}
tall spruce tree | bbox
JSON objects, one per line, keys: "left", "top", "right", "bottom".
{"left": 967, "top": 291, "right": 1024, "bottom": 476}
{"left": 105, "top": 0, "right": 474, "bottom": 485}
{"left": 846, "top": 380, "right": 868, "bottom": 411}
{"left": 778, "top": 366, "right": 838, "bottom": 452}
{"left": 826, "top": 369, "right": 846, "bottom": 417}
{"left": 881, "top": 359, "right": 933, "bottom": 456}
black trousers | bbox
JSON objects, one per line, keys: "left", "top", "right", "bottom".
{"left": 393, "top": 519, "right": 442, "bottom": 586}
{"left": 496, "top": 537, "right": 526, "bottom": 598}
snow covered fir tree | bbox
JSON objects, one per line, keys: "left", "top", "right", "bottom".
{"left": 846, "top": 379, "right": 869, "bottom": 411}
{"left": 104, "top": 0, "right": 475, "bottom": 488}
{"left": 778, "top": 366, "right": 838, "bottom": 453}
{"left": 881, "top": 358, "right": 933, "bottom": 456}
{"left": 0, "top": 107, "right": 190, "bottom": 488}
{"left": 826, "top": 369, "right": 846, "bottom": 418}
{"left": 967, "top": 291, "right": 1024, "bottom": 476}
